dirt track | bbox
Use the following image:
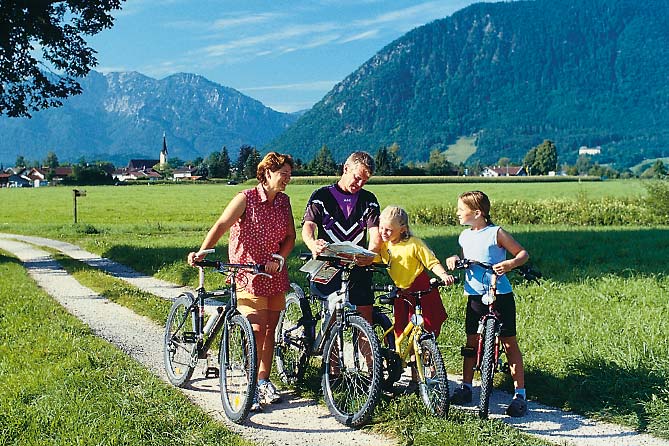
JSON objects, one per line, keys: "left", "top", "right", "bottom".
{"left": 1, "top": 232, "right": 666, "bottom": 446}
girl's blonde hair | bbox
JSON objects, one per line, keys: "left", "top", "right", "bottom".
{"left": 459, "top": 190, "right": 494, "bottom": 225}
{"left": 380, "top": 205, "right": 412, "bottom": 241}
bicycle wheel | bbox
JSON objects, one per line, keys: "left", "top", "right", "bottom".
{"left": 219, "top": 313, "right": 257, "bottom": 424}
{"left": 164, "top": 294, "right": 197, "bottom": 387}
{"left": 478, "top": 317, "right": 497, "bottom": 419}
{"left": 322, "top": 314, "right": 382, "bottom": 428}
{"left": 372, "top": 308, "right": 402, "bottom": 390}
{"left": 275, "top": 293, "right": 311, "bottom": 384}
{"left": 416, "top": 337, "right": 450, "bottom": 417}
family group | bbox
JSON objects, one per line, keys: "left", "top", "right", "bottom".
{"left": 187, "top": 150, "right": 529, "bottom": 417}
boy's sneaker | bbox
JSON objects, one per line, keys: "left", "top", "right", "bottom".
{"left": 250, "top": 387, "right": 263, "bottom": 412}
{"left": 505, "top": 395, "right": 528, "bottom": 417}
{"left": 258, "top": 380, "right": 282, "bottom": 405}
{"left": 450, "top": 385, "right": 473, "bottom": 404}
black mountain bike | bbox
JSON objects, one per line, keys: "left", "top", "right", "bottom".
{"left": 452, "top": 259, "right": 541, "bottom": 418}
{"left": 274, "top": 253, "right": 382, "bottom": 428}
{"left": 163, "top": 249, "right": 269, "bottom": 423}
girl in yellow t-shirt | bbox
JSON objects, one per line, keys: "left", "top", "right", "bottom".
{"left": 376, "top": 206, "right": 455, "bottom": 338}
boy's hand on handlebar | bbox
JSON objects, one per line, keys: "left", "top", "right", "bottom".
{"left": 445, "top": 255, "right": 460, "bottom": 270}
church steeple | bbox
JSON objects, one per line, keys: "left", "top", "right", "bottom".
{"left": 160, "top": 132, "right": 168, "bottom": 166}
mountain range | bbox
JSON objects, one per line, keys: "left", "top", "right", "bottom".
{"left": 0, "top": 71, "right": 298, "bottom": 167}
{"left": 2, "top": 0, "right": 668, "bottom": 170}
{"left": 270, "top": 0, "right": 669, "bottom": 169}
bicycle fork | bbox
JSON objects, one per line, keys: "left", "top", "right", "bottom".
{"left": 475, "top": 315, "right": 506, "bottom": 374}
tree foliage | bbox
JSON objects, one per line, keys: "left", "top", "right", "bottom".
{"left": 307, "top": 144, "right": 338, "bottom": 175}
{"left": 375, "top": 143, "right": 402, "bottom": 175}
{"left": 243, "top": 148, "right": 261, "bottom": 180}
{"left": 207, "top": 146, "right": 231, "bottom": 178}
{"left": 44, "top": 151, "right": 59, "bottom": 168}
{"left": 525, "top": 140, "right": 557, "bottom": 175}
{"left": 235, "top": 145, "right": 253, "bottom": 179}
{"left": 0, "top": 0, "right": 123, "bottom": 118}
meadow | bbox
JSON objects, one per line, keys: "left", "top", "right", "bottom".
{"left": 1, "top": 179, "right": 667, "bottom": 445}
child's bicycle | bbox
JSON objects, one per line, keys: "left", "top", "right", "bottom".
{"left": 371, "top": 276, "right": 456, "bottom": 417}
{"left": 273, "top": 253, "right": 383, "bottom": 428}
{"left": 452, "top": 258, "right": 541, "bottom": 419}
{"left": 163, "top": 249, "right": 270, "bottom": 424}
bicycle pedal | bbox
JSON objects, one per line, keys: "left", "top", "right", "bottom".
{"left": 183, "top": 331, "right": 196, "bottom": 343}
{"left": 204, "top": 366, "right": 219, "bottom": 378}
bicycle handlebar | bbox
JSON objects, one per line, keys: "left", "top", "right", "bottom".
{"left": 453, "top": 258, "right": 542, "bottom": 283}
{"left": 373, "top": 276, "right": 458, "bottom": 305}
{"left": 193, "top": 259, "right": 270, "bottom": 277}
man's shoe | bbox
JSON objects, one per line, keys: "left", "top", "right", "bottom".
{"left": 258, "top": 380, "right": 282, "bottom": 404}
{"left": 505, "top": 395, "right": 528, "bottom": 417}
{"left": 250, "top": 387, "right": 263, "bottom": 412}
{"left": 450, "top": 385, "right": 473, "bottom": 404}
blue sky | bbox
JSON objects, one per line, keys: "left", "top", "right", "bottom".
{"left": 89, "top": 0, "right": 489, "bottom": 113}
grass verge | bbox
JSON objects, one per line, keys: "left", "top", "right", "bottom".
{"left": 0, "top": 251, "right": 250, "bottom": 446}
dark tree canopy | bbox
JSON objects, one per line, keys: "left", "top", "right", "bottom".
{"left": 0, "top": 0, "right": 123, "bottom": 118}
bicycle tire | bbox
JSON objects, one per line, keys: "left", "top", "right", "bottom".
{"left": 372, "top": 308, "right": 402, "bottom": 390}
{"left": 322, "top": 314, "right": 382, "bottom": 428}
{"left": 164, "top": 294, "right": 197, "bottom": 387}
{"left": 275, "top": 292, "right": 311, "bottom": 384}
{"left": 416, "top": 338, "right": 450, "bottom": 417}
{"left": 220, "top": 313, "right": 257, "bottom": 424}
{"left": 478, "top": 317, "right": 497, "bottom": 419}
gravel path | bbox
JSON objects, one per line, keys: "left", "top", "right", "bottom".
{"left": 1, "top": 232, "right": 667, "bottom": 446}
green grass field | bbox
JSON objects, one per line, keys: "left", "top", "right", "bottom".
{"left": 0, "top": 252, "right": 250, "bottom": 446}
{"left": 1, "top": 180, "right": 667, "bottom": 445}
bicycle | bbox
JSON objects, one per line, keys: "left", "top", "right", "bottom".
{"left": 163, "top": 248, "right": 270, "bottom": 423}
{"left": 451, "top": 258, "right": 541, "bottom": 419}
{"left": 274, "top": 253, "right": 383, "bottom": 428}
{"left": 371, "top": 276, "right": 455, "bottom": 417}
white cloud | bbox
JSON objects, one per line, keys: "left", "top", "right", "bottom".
{"left": 340, "top": 29, "right": 380, "bottom": 44}
{"left": 241, "top": 80, "right": 337, "bottom": 92}
{"left": 211, "top": 12, "right": 284, "bottom": 30}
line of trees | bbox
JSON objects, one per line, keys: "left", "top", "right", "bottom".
{"left": 12, "top": 138, "right": 666, "bottom": 186}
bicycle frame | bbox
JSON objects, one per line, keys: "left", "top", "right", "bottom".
{"left": 474, "top": 302, "right": 505, "bottom": 374}
{"left": 375, "top": 284, "right": 442, "bottom": 381}
{"left": 303, "top": 258, "right": 361, "bottom": 355}
{"left": 182, "top": 257, "right": 268, "bottom": 369}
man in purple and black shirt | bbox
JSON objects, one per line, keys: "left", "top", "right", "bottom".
{"left": 302, "top": 151, "right": 382, "bottom": 323}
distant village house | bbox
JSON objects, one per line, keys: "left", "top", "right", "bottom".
{"left": 481, "top": 166, "right": 527, "bottom": 177}
{"left": 578, "top": 146, "right": 601, "bottom": 156}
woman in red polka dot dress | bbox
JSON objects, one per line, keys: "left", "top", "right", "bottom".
{"left": 188, "top": 152, "right": 295, "bottom": 411}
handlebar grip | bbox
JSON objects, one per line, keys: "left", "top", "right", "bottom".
{"left": 194, "top": 259, "right": 220, "bottom": 268}
{"left": 299, "top": 252, "right": 312, "bottom": 261}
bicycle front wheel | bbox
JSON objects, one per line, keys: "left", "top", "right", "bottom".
{"left": 322, "top": 314, "right": 382, "bottom": 428}
{"left": 219, "top": 313, "right": 257, "bottom": 424}
{"left": 164, "top": 294, "right": 197, "bottom": 387}
{"left": 478, "top": 317, "right": 497, "bottom": 419}
{"left": 416, "top": 337, "right": 450, "bottom": 417}
{"left": 275, "top": 293, "right": 311, "bottom": 384}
